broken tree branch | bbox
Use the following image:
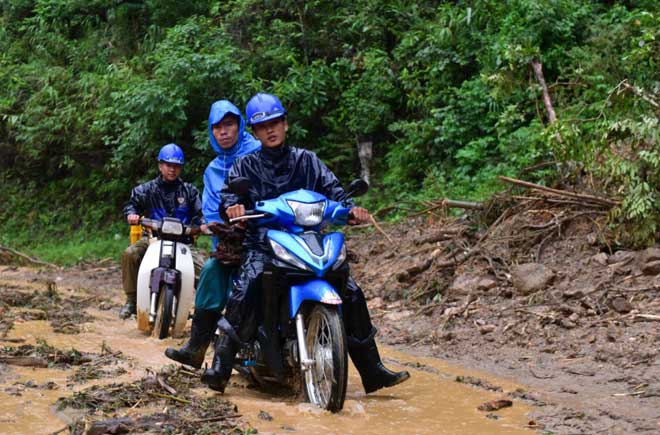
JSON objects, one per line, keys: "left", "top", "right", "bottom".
{"left": 618, "top": 81, "right": 660, "bottom": 110}
{"left": 498, "top": 176, "right": 620, "bottom": 207}
{"left": 0, "top": 245, "right": 58, "bottom": 268}
{"left": 369, "top": 215, "right": 394, "bottom": 244}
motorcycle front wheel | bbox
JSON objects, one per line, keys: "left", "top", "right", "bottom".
{"left": 153, "top": 284, "right": 174, "bottom": 339}
{"left": 303, "top": 305, "right": 348, "bottom": 412}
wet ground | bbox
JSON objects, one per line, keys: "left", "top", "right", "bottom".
{"left": 0, "top": 265, "right": 534, "bottom": 435}
{"left": 2, "top": 197, "right": 658, "bottom": 435}
{"left": 347, "top": 204, "right": 660, "bottom": 435}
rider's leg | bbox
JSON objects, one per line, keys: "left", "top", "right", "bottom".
{"left": 190, "top": 245, "right": 206, "bottom": 285}
{"left": 119, "top": 237, "right": 149, "bottom": 319}
{"left": 201, "top": 251, "right": 264, "bottom": 392}
{"left": 165, "top": 258, "right": 233, "bottom": 368}
{"left": 343, "top": 276, "right": 410, "bottom": 394}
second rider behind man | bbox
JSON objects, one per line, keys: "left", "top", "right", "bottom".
{"left": 164, "top": 101, "right": 260, "bottom": 368}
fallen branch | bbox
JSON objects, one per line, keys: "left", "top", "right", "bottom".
{"left": 414, "top": 229, "right": 464, "bottom": 246}
{"left": 148, "top": 391, "right": 191, "bottom": 404}
{"left": 529, "top": 368, "right": 555, "bottom": 379}
{"left": 631, "top": 314, "right": 660, "bottom": 322}
{"left": 0, "top": 338, "right": 25, "bottom": 343}
{"left": 412, "top": 199, "right": 483, "bottom": 217}
{"left": 0, "top": 245, "right": 59, "bottom": 268}
{"left": 369, "top": 215, "right": 394, "bottom": 244}
{"left": 0, "top": 355, "right": 49, "bottom": 367}
{"left": 196, "top": 414, "right": 243, "bottom": 423}
{"left": 498, "top": 176, "right": 619, "bottom": 207}
{"left": 157, "top": 375, "right": 177, "bottom": 395}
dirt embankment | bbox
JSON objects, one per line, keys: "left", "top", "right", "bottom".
{"left": 349, "top": 195, "right": 659, "bottom": 435}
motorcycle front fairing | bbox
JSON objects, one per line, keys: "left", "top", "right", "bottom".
{"left": 136, "top": 239, "right": 194, "bottom": 335}
{"left": 253, "top": 189, "right": 351, "bottom": 233}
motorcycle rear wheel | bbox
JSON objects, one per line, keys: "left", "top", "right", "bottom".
{"left": 303, "top": 305, "right": 348, "bottom": 412}
{"left": 153, "top": 285, "right": 174, "bottom": 339}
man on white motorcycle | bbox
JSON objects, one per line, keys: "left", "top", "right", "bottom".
{"left": 201, "top": 93, "right": 410, "bottom": 394}
{"left": 165, "top": 100, "right": 260, "bottom": 367}
{"left": 120, "top": 144, "right": 206, "bottom": 319}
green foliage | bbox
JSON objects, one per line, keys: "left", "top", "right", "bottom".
{"left": 1, "top": 0, "right": 660, "bottom": 264}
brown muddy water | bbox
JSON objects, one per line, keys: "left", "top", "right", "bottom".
{"left": 1, "top": 308, "right": 533, "bottom": 435}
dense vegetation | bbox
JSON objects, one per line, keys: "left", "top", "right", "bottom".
{"left": 1, "top": 0, "right": 659, "bottom": 263}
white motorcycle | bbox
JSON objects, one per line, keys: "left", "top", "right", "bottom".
{"left": 135, "top": 217, "right": 197, "bottom": 339}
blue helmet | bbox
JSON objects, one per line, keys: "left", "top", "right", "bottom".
{"left": 158, "top": 143, "right": 185, "bottom": 165}
{"left": 245, "top": 93, "right": 287, "bottom": 126}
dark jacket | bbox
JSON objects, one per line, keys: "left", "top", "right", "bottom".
{"left": 220, "top": 144, "right": 353, "bottom": 249}
{"left": 124, "top": 176, "right": 204, "bottom": 229}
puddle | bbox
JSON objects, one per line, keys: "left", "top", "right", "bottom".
{"left": 227, "top": 347, "right": 532, "bottom": 435}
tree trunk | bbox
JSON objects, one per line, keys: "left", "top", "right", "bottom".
{"left": 357, "top": 136, "right": 373, "bottom": 185}
{"left": 531, "top": 59, "right": 557, "bottom": 124}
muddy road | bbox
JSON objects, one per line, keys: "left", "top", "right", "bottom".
{"left": 1, "top": 202, "right": 659, "bottom": 435}
{"left": 1, "top": 265, "right": 534, "bottom": 435}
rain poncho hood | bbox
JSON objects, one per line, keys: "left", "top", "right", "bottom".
{"left": 203, "top": 100, "right": 261, "bottom": 247}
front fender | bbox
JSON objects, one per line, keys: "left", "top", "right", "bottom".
{"left": 289, "top": 279, "right": 342, "bottom": 318}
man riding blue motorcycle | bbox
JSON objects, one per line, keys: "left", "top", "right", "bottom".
{"left": 201, "top": 93, "right": 410, "bottom": 395}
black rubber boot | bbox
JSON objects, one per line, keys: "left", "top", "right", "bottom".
{"left": 201, "top": 334, "right": 238, "bottom": 392}
{"left": 349, "top": 338, "right": 410, "bottom": 394}
{"left": 165, "top": 310, "right": 220, "bottom": 368}
{"left": 118, "top": 295, "right": 137, "bottom": 319}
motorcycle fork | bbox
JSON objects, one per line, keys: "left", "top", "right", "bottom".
{"left": 148, "top": 240, "right": 180, "bottom": 321}
{"left": 295, "top": 313, "right": 313, "bottom": 372}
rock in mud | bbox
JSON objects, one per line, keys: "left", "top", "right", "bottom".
{"left": 477, "top": 399, "right": 512, "bottom": 411}
{"left": 258, "top": 410, "right": 273, "bottom": 421}
{"left": 511, "top": 263, "right": 555, "bottom": 295}
{"left": 592, "top": 253, "right": 608, "bottom": 266}
{"left": 639, "top": 247, "right": 660, "bottom": 275}
{"left": 607, "top": 250, "right": 636, "bottom": 265}
{"left": 609, "top": 297, "right": 633, "bottom": 314}
{"left": 449, "top": 274, "right": 483, "bottom": 295}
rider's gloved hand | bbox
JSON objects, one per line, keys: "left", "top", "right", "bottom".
{"left": 127, "top": 214, "right": 140, "bottom": 225}
{"left": 348, "top": 207, "right": 370, "bottom": 225}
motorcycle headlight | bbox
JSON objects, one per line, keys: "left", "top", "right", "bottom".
{"left": 269, "top": 239, "right": 311, "bottom": 271}
{"left": 332, "top": 243, "right": 347, "bottom": 270}
{"left": 161, "top": 220, "right": 184, "bottom": 236}
{"left": 287, "top": 200, "right": 325, "bottom": 227}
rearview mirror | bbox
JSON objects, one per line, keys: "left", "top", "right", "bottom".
{"left": 347, "top": 179, "right": 369, "bottom": 198}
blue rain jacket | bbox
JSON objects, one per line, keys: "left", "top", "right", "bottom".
{"left": 202, "top": 100, "right": 261, "bottom": 250}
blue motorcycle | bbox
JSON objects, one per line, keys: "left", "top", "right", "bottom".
{"left": 227, "top": 178, "right": 368, "bottom": 412}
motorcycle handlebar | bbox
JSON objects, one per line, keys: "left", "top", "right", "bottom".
{"left": 228, "top": 210, "right": 271, "bottom": 223}
{"left": 135, "top": 218, "right": 207, "bottom": 236}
